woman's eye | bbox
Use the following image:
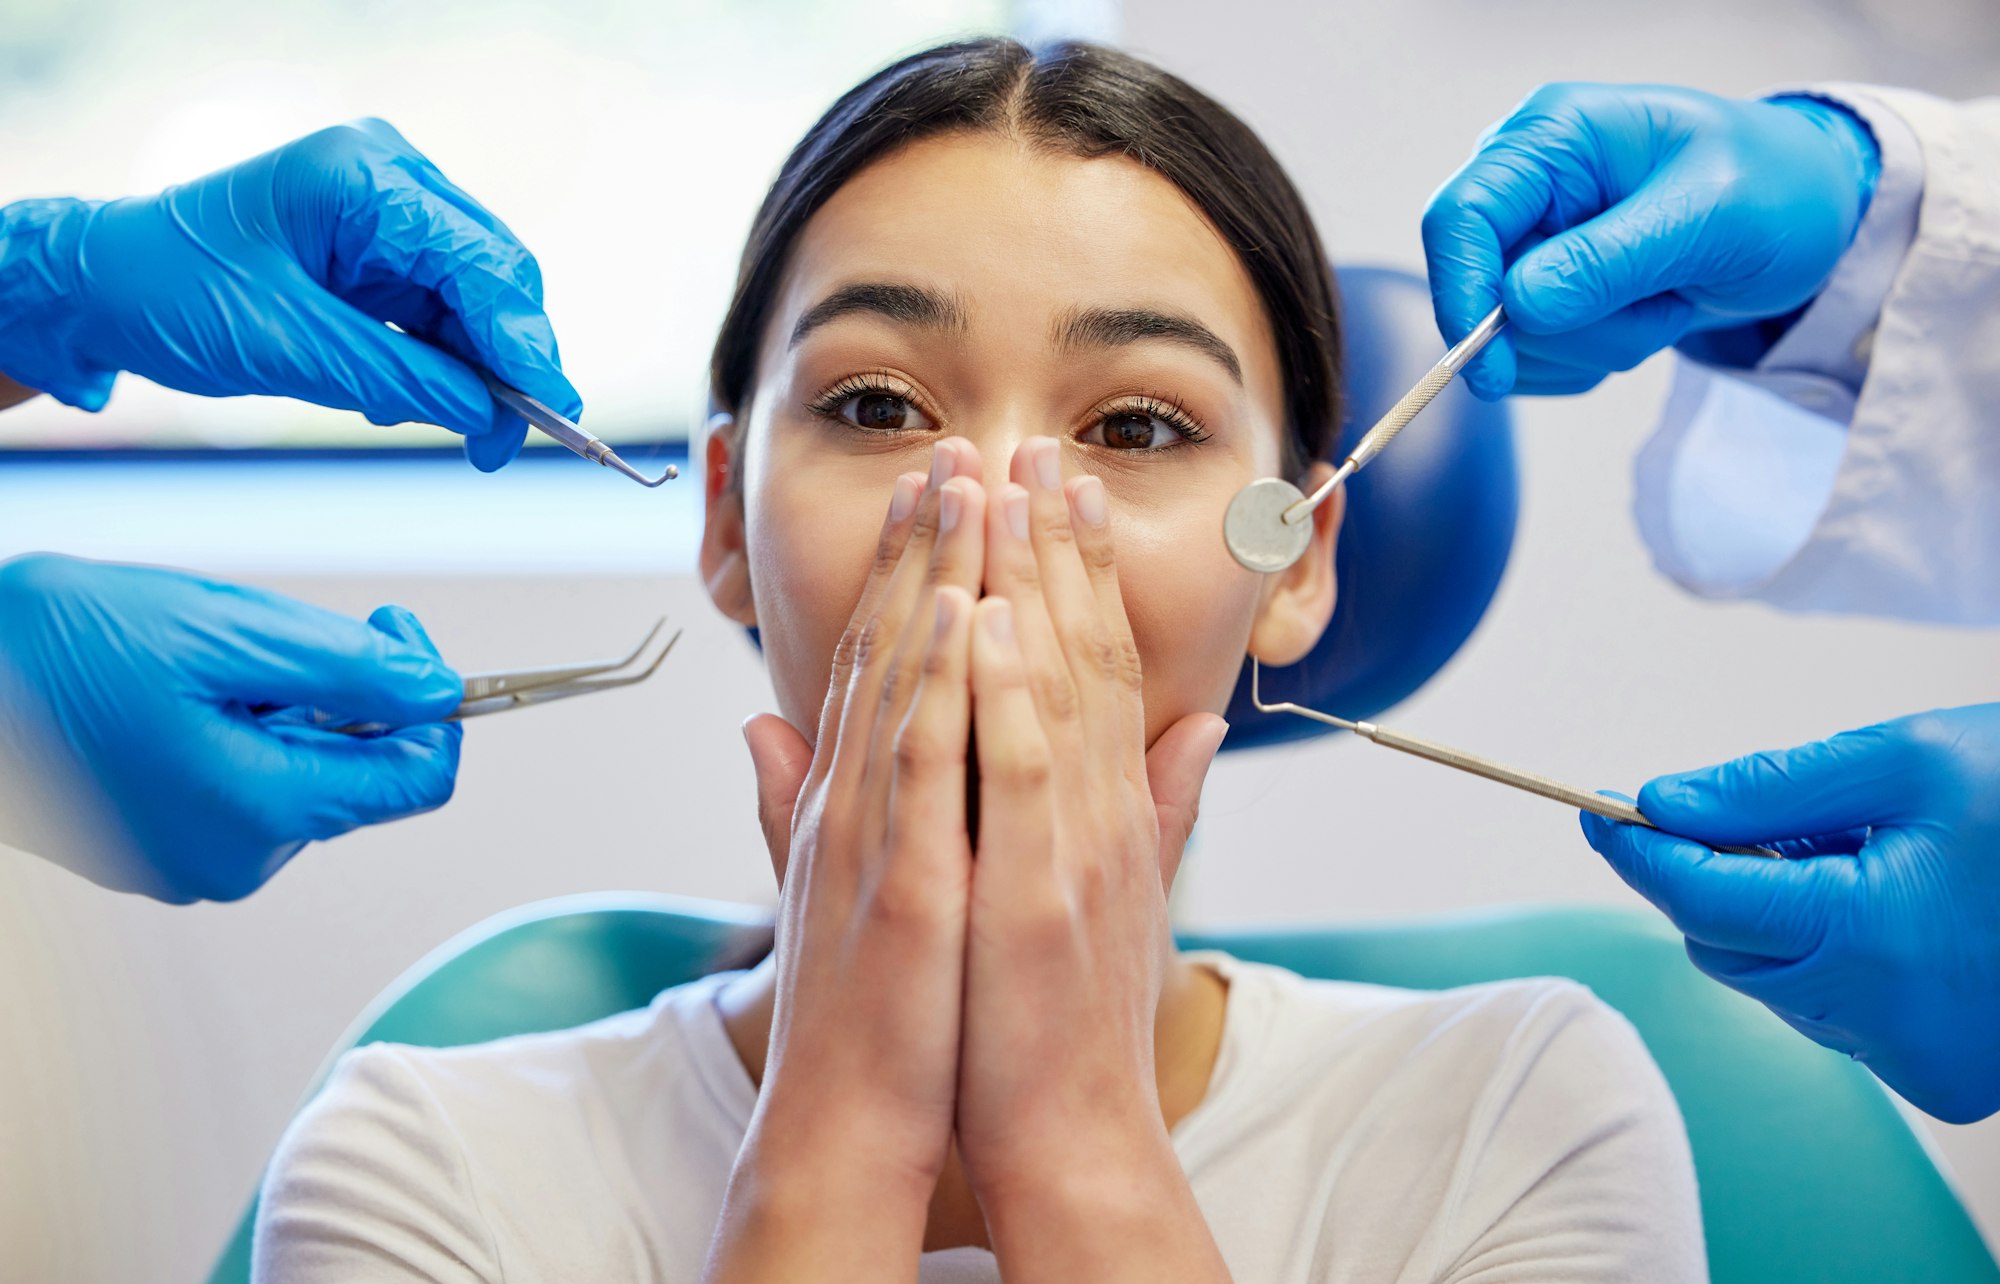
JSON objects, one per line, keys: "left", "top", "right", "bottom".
{"left": 1084, "top": 410, "right": 1187, "bottom": 451}
{"left": 832, "top": 391, "right": 933, "bottom": 433}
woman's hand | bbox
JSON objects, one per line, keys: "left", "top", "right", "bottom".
{"left": 705, "top": 440, "right": 987, "bottom": 1284}
{"left": 957, "top": 436, "right": 1233, "bottom": 1282}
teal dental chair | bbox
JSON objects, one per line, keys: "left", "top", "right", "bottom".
{"left": 208, "top": 268, "right": 1998, "bottom": 1283}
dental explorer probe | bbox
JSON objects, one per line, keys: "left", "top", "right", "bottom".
{"left": 1249, "top": 658, "right": 1785, "bottom": 859}
{"left": 1223, "top": 305, "right": 1508, "bottom": 573}
{"left": 486, "top": 379, "right": 679, "bottom": 487}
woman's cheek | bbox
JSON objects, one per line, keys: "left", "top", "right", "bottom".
{"left": 748, "top": 480, "right": 883, "bottom": 737}
{"left": 1111, "top": 506, "right": 1265, "bottom": 743}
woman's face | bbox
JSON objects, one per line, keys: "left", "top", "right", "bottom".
{"left": 702, "top": 131, "right": 1339, "bottom": 747}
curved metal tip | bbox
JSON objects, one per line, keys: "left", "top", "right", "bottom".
{"left": 1248, "top": 656, "right": 1362, "bottom": 732}
{"left": 602, "top": 449, "right": 678, "bottom": 488}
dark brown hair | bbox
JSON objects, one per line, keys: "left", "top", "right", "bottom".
{"left": 708, "top": 37, "right": 1342, "bottom": 479}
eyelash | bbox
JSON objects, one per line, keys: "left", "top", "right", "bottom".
{"left": 803, "top": 373, "right": 1214, "bottom": 452}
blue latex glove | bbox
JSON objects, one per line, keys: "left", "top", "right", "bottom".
{"left": 1422, "top": 83, "right": 1882, "bottom": 398}
{"left": 1581, "top": 704, "right": 2000, "bottom": 1123}
{"left": 0, "top": 553, "right": 464, "bottom": 903}
{"left": 0, "top": 118, "right": 577, "bottom": 470}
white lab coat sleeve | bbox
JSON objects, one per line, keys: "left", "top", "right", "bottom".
{"left": 1633, "top": 84, "right": 2000, "bottom": 624}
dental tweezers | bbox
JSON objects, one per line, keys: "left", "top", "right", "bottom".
{"left": 315, "top": 617, "right": 681, "bottom": 737}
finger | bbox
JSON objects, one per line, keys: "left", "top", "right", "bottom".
{"left": 324, "top": 141, "right": 576, "bottom": 414}
{"left": 1422, "top": 84, "right": 1650, "bottom": 395}
{"left": 1508, "top": 365, "right": 1610, "bottom": 397}
{"left": 1502, "top": 169, "right": 1717, "bottom": 333}
{"left": 1580, "top": 808, "right": 1852, "bottom": 958}
{"left": 743, "top": 712, "right": 815, "bottom": 890}
{"left": 1637, "top": 722, "right": 1920, "bottom": 844}
{"left": 1019, "top": 440, "right": 1128, "bottom": 768}
{"left": 367, "top": 603, "right": 443, "bottom": 657}
{"left": 176, "top": 577, "right": 463, "bottom": 727}
{"left": 357, "top": 601, "right": 465, "bottom": 766}
{"left": 885, "top": 586, "right": 975, "bottom": 881}
{"left": 869, "top": 473, "right": 986, "bottom": 778}
{"left": 1061, "top": 474, "right": 1147, "bottom": 775}
{"left": 277, "top": 291, "right": 500, "bottom": 437}
{"left": 983, "top": 447, "right": 1078, "bottom": 755}
{"left": 1422, "top": 152, "right": 1532, "bottom": 399}
{"left": 815, "top": 469, "right": 926, "bottom": 755}
{"left": 260, "top": 718, "right": 462, "bottom": 834}
{"left": 1770, "top": 828, "right": 1871, "bottom": 860}
{"left": 1145, "top": 713, "right": 1229, "bottom": 891}
{"left": 356, "top": 117, "right": 546, "bottom": 303}
{"left": 829, "top": 441, "right": 976, "bottom": 787}
{"left": 463, "top": 416, "right": 533, "bottom": 474}
{"left": 1509, "top": 294, "right": 1697, "bottom": 376}
{"left": 970, "top": 596, "right": 1055, "bottom": 868}
{"left": 1679, "top": 939, "right": 1861, "bottom": 1054}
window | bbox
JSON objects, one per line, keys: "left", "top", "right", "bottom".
{"left": 0, "top": 0, "right": 1109, "bottom": 452}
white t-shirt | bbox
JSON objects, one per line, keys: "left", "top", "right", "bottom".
{"left": 253, "top": 952, "right": 1706, "bottom": 1283}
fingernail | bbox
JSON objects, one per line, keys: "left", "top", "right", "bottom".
{"left": 984, "top": 598, "right": 1014, "bottom": 644}
{"left": 1032, "top": 438, "right": 1061, "bottom": 490}
{"left": 1004, "top": 488, "right": 1030, "bottom": 541}
{"left": 938, "top": 481, "right": 963, "bottom": 533}
{"left": 1072, "top": 476, "right": 1107, "bottom": 527}
{"left": 928, "top": 442, "right": 952, "bottom": 490}
{"left": 934, "top": 590, "right": 957, "bottom": 639}
{"left": 889, "top": 475, "right": 919, "bottom": 522}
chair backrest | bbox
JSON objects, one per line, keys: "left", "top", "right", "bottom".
{"left": 210, "top": 895, "right": 1997, "bottom": 1284}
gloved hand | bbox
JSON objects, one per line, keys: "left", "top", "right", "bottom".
{"left": 1422, "top": 83, "right": 1882, "bottom": 398}
{"left": 0, "top": 118, "right": 577, "bottom": 470}
{"left": 0, "top": 553, "right": 464, "bottom": 903}
{"left": 1581, "top": 703, "right": 2000, "bottom": 1123}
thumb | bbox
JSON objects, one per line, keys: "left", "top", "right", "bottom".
{"left": 1146, "top": 713, "right": 1229, "bottom": 891}
{"left": 743, "top": 713, "right": 813, "bottom": 890}
{"left": 1503, "top": 170, "right": 1713, "bottom": 333}
{"left": 1580, "top": 805, "right": 1847, "bottom": 959}
{"left": 183, "top": 580, "right": 463, "bottom": 728}
{"left": 1639, "top": 722, "right": 1914, "bottom": 845}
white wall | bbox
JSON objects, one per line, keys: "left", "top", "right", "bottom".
{"left": 4, "top": 1, "right": 1998, "bottom": 1279}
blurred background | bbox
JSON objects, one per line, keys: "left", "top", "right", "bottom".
{"left": 1, "top": 0, "right": 1995, "bottom": 1279}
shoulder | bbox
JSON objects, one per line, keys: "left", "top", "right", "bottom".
{"left": 301, "top": 970, "right": 738, "bottom": 1128}
{"left": 1210, "top": 951, "right": 1657, "bottom": 1090}
{"left": 1192, "top": 956, "right": 1704, "bottom": 1281}
{"left": 1200, "top": 953, "right": 1684, "bottom": 1165}
{"left": 254, "top": 974, "right": 743, "bottom": 1282}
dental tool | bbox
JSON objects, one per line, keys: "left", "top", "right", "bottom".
{"left": 486, "top": 378, "right": 679, "bottom": 487}
{"left": 1223, "top": 305, "right": 1508, "bottom": 573}
{"left": 1249, "top": 657, "right": 1785, "bottom": 859}
{"left": 307, "top": 618, "right": 682, "bottom": 736}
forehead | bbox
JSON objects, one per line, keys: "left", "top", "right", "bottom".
{"left": 772, "top": 130, "right": 1281, "bottom": 390}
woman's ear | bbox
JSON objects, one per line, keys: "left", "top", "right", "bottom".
{"left": 699, "top": 413, "right": 759, "bottom": 628}
{"left": 1246, "top": 460, "right": 1343, "bottom": 667}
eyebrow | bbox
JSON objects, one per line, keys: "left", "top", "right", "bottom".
{"left": 1053, "top": 306, "right": 1243, "bottom": 384}
{"left": 789, "top": 281, "right": 968, "bottom": 348}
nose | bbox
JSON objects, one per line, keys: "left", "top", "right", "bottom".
{"left": 946, "top": 429, "right": 1052, "bottom": 497}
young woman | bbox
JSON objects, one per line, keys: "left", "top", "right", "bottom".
{"left": 255, "top": 39, "right": 1704, "bottom": 1283}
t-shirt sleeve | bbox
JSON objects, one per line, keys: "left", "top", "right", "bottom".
{"left": 1435, "top": 984, "right": 1707, "bottom": 1284}
{"left": 252, "top": 1043, "right": 502, "bottom": 1284}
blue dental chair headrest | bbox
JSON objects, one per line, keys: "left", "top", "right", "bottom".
{"left": 1220, "top": 266, "right": 1519, "bottom": 750}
